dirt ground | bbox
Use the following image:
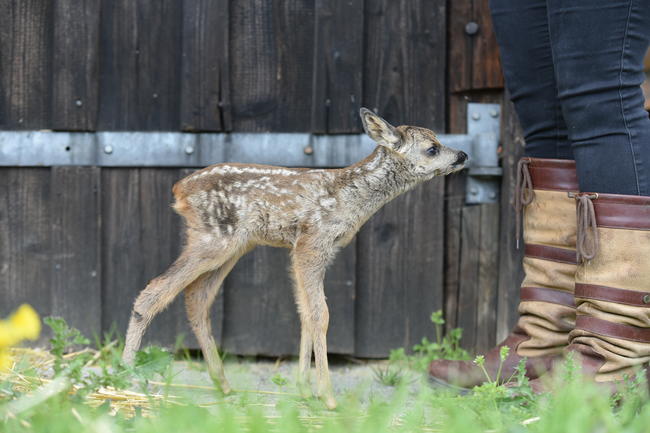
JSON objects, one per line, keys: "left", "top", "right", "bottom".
{"left": 152, "top": 358, "right": 431, "bottom": 409}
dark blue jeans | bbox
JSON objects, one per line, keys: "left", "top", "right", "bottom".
{"left": 490, "top": 0, "right": 650, "bottom": 196}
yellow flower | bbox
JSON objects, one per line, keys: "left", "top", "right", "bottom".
{"left": 9, "top": 304, "right": 41, "bottom": 341}
{"left": 0, "top": 349, "right": 11, "bottom": 371}
{"left": 0, "top": 321, "right": 20, "bottom": 347}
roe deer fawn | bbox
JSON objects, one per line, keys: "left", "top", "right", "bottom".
{"left": 122, "top": 108, "right": 468, "bottom": 409}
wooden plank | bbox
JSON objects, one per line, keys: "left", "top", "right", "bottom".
{"left": 311, "top": 0, "right": 364, "bottom": 133}
{"left": 323, "top": 240, "right": 356, "bottom": 355}
{"left": 0, "top": 0, "right": 53, "bottom": 129}
{"left": 222, "top": 246, "right": 299, "bottom": 356}
{"left": 362, "top": 0, "right": 446, "bottom": 129}
{"left": 444, "top": 91, "right": 502, "bottom": 345}
{"left": 471, "top": 0, "right": 503, "bottom": 90}
{"left": 98, "top": 0, "right": 182, "bottom": 130}
{"left": 101, "top": 169, "right": 144, "bottom": 339}
{"left": 51, "top": 0, "right": 100, "bottom": 131}
{"left": 230, "top": 0, "right": 315, "bottom": 132}
{"left": 448, "top": 0, "right": 473, "bottom": 93}
{"left": 443, "top": 172, "right": 465, "bottom": 333}
{"left": 355, "top": 179, "right": 445, "bottom": 357}
{"left": 180, "top": 0, "right": 231, "bottom": 132}
{"left": 475, "top": 203, "right": 500, "bottom": 353}
{"left": 449, "top": 0, "right": 503, "bottom": 93}
{"left": 443, "top": 93, "right": 469, "bottom": 334}
{"left": 495, "top": 96, "right": 526, "bottom": 342}
{"left": 0, "top": 169, "right": 52, "bottom": 345}
{"left": 456, "top": 204, "right": 481, "bottom": 352}
{"left": 50, "top": 167, "right": 102, "bottom": 338}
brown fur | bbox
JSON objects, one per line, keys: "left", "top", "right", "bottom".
{"left": 122, "top": 108, "right": 467, "bottom": 409}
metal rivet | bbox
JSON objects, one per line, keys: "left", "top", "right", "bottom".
{"left": 489, "top": 110, "right": 499, "bottom": 118}
{"left": 465, "top": 21, "right": 479, "bottom": 36}
{"left": 75, "top": 99, "right": 83, "bottom": 107}
{"left": 152, "top": 93, "right": 159, "bottom": 99}
{"left": 304, "top": 145, "right": 314, "bottom": 155}
{"left": 104, "top": 145, "right": 113, "bottom": 154}
{"left": 643, "top": 295, "right": 650, "bottom": 304}
{"left": 472, "top": 112, "right": 481, "bottom": 121}
{"left": 185, "top": 146, "right": 194, "bottom": 155}
{"left": 489, "top": 192, "right": 497, "bottom": 199}
{"left": 470, "top": 188, "right": 479, "bottom": 195}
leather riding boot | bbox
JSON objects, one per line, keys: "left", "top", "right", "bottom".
{"left": 429, "top": 157, "right": 578, "bottom": 388}
{"left": 565, "top": 193, "right": 650, "bottom": 383}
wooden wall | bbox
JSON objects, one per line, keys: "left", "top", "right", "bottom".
{"left": 0, "top": 0, "right": 524, "bottom": 357}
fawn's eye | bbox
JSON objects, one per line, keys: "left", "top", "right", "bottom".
{"left": 426, "top": 146, "right": 439, "bottom": 156}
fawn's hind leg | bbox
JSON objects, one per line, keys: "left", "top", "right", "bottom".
{"left": 122, "top": 239, "right": 235, "bottom": 363}
{"left": 291, "top": 237, "right": 336, "bottom": 409}
{"left": 185, "top": 247, "right": 250, "bottom": 394}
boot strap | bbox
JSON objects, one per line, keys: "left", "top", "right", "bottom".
{"left": 521, "top": 286, "right": 575, "bottom": 308}
{"left": 575, "top": 316, "right": 650, "bottom": 343}
{"left": 525, "top": 244, "right": 578, "bottom": 265}
{"left": 576, "top": 283, "right": 650, "bottom": 308}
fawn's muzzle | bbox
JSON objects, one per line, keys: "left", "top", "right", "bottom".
{"left": 453, "top": 151, "right": 468, "bottom": 166}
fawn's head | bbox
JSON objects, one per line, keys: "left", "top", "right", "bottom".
{"left": 360, "top": 108, "right": 467, "bottom": 178}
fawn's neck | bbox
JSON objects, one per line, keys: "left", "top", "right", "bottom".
{"left": 338, "top": 146, "right": 419, "bottom": 215}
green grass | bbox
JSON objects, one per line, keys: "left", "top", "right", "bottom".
{"left": 2, "top": 316, "right": 650, "bottom": 433}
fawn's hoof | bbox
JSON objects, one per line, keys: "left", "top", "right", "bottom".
{"left": 297, "top": 381, "right": 312, "bottom": 399}
{"left": 322, "top": 395, "right": 337, "bottom": 410}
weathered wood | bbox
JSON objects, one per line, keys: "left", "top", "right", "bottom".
{"left": 362, "top": 0, "right": 446, "bottom": 129}
{"left": 98, "top": 0, "right": 182, "bottom": 130}
{"left": 230, "top": 0, "right": 315, "bottom": 132}
{"left": 50, "top": 167, "right": 102, "bottom": 337}
{"left": 51, "top": 0, "right": 100, "bottom": 131}
{"left": 449, "top": 0, "right": 503, "bottom": 93}
{"left": 475, "top": 203, "right": 499, "bottom": 353}
{"left": 444, "top": 91, "right": 504, "bottom": 353}
{"left": 456, "top": 204, "right": 481, "bottom": 352}
{"left": 311, "top": 0, "right": 363, "bottom": 133}
{"left": 222, "top": 246, "right": 299, "bottom": 356}
{"left": 448, "top": 0, "right": 473, "bottom": 94}
{"left": 495, "top": 96, "right": 526, "bottom": 342}
{"left": 180, "top": 0, "right": 231, "bottom": 132}
{"left": 0, "top": 169, "right": 52, "bottom": 344}
{"left": 471, "top": 0, "right": 503, "bottom": 90}
{"left": 101, "top": 169, "right": 144, "bottom": 338}
{"left": 356, "top": 179, "right": 445, "bottom": 357}
{"left": 0, "top": 0, "right": 52, "bottom": 129}
{"left": 443, "top": 172, "right": 465, "bottom": 334}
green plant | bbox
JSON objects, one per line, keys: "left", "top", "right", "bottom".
{"left": 372, "top": 364, "right": 410, "bottom": 387}
{"left": 389, "top": 311, "right": 470, "bottom": 371}
{"left": 271, "top": 373, "right": 288, "bottom": 386}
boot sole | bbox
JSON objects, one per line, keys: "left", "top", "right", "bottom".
{"left": 427, "top": 375, "right": 471, "bottom": 395}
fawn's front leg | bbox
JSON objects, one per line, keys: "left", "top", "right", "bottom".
{"left": 291, "top": 239, "right": 336, "bottom": 409}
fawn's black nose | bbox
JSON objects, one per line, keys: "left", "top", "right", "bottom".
{"left": 454, "top": 151, "right": 468, "bottom": 165}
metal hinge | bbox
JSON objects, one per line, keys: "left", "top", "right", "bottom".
{"left": 0, "top": 103, "right": 501, "bottom": 203}
{"left": 441, "top": 103, "right": 502, "bottom": 204}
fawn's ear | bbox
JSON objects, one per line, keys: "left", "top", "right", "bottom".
{"left": 360, "top": 108, "right": 401, "bottom": 149}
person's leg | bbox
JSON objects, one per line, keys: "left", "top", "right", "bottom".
{"left": 548, "top": 0, "right": 650, "bottom": 195}
{"left": 429, "top": 0, "right": 578, "bottom": 388}
{"left": 520, "top": 1, "right": 650, "bottom": 392}
{"left": 490, "top": 0, "right": 573, "bottom": 159}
